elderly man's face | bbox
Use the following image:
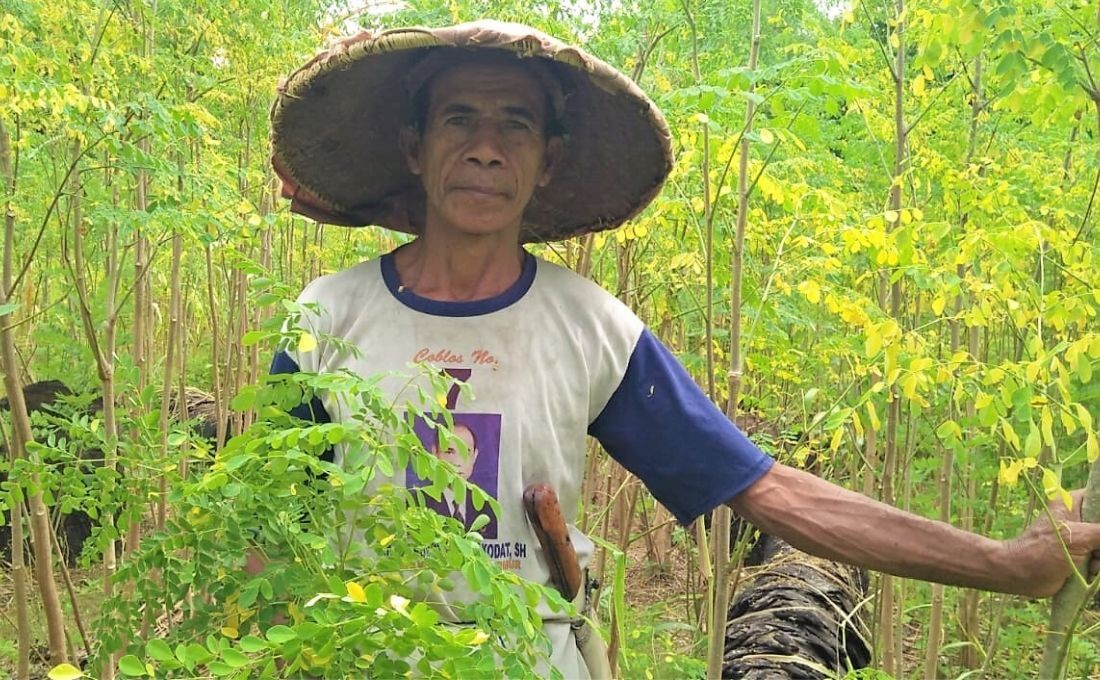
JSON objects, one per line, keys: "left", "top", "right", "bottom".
{"left": 401, "top": 59, "right": 561, "bottom": 239}
{"left": 434, "top": 424, "right": 478, "bottom": 480}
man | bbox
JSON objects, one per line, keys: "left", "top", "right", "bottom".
{"left": 415, "top": 419, "right": 500, "bottom": 537}
{"left": 269, "top": 20, "right": 1100, "bottom": 678}
{"left": 427, "top": 422, "right": 480, "bottom": 523}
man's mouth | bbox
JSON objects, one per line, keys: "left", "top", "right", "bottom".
{"left": 452, "top": 185, "right": 508, "bottom": 198}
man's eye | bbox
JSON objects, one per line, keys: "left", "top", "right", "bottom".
{"left": 445, "top": 115, "right": 471, "bottom": 126}
{"left": 505, "top": 120, "right": 533, "bottom": 131}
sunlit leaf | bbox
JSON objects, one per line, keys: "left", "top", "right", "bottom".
{"left": 47, "top": 664, "right": 84, "bottom": 680}
{"left": 298, "top": 331, "right": 317, "bottom": 353}
{"left": 345, "top": 581, "right": 367, "bottom": 603}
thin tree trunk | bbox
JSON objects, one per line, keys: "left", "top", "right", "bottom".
{"left": 708, "top": 1, "right": 762, "bottom": 677}
{"left": 957, "top": 325, "right": 982, "bottom": 668}
{"left": 955, "top": 54, "right": 987, "bottom": 669}
{"left": 67, "top": 138, "right": 121, "bottom": 680}
{"left": 0, "top": 114, "right": 33, "bottom": 680}
{"left": 50, "top": 519, "right": 91, "bottom": 659}
{"left": 924, "top": 267, "right": 970, "bottom": 677}
{"left": 0, "top": 120, "right": 68, "bottom": 667}
{"left": 879, "top": 1, "right": 908, "bottom": 672}
{"left": 157, "top": 224, "right": 183, "bottom": 529}
{"left": 679, "top": 1, "right": 720, "bottom": 661}
{"left": 0, "top": 350, "right": 68, "bottom": 665}
{"left": 1039, "top": 82, "right": 1100, "bottom": 678}
{"left": 207, "top": 245, "right": 228, "bottom": 448}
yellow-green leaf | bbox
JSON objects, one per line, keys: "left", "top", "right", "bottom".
{"left": 829, "top": 427, "right": 844, "bottom": 452}
{"left": 912, "top": 74, "right": 927, "bottom": 97}
{"left": 345, "top": 581, "right": 367, "bottom": 603}
{"left": 797, "top": 279, "right": 822, "bottom": 304}
{"left": 866, "top": 401, "right": 881, "bottom": 430}
{"left": 1061, "top": 408, "right": 1078, "bottom": 435}
{"left": 1059, "top": 488, "right": 1073, "bottom": 511}
{"left": 866, "top": 329, "right": 883, "bottom": 358}
{"left": 759, "top": 128, "right": 775, "bottom": 144}
{"left": 1001, "top": 421, "right": 1021, "bottom": 450}
{"left": 48, "top": 664, "right": 84, "bottom": 680}
{"left": 1040, "top": 406, "right": 1055, "bottom": 447}
{"left": 999, "top": 459, "right": 1022, "bottom": 487}
{"left": 901, "top": 373, "right": 920, "bottom": 400}
{"left": 1087, "top": 432, "right": 1099, "bottom": 464}
{"left": 1024, "top": 421, "right": 1041, "bottom": 458}
{"left": 1076, "top": 352, "right": 1093, "bottom": 383}
{"left": 1025, "top": 361, "right": 1042, "bottom": 384}
{"left": 220, "top": 626, "right": 239, "bottom": 638}
{"left": 1076, "top": 403, "right": 1093, "bottom": 431}
{"left": 931, "top": 295, "right": 945, "bottom": 316}
{"left": 1041, "top": 467, "right": 1061, "bottom": 501}
{"left": 298, "top": 331, "right": 317, "bottom": 353}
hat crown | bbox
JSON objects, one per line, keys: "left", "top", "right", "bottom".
{"left": 271, "top": 21, "right": 672, "bottom": 243}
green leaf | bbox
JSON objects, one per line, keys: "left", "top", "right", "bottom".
{"left": 208, "top": 661, "right": 236, "bottom": 676}
{"left": 1024, "top": 421, "right": 1041, "bottom": 458}
{"left": 146, "top": 639, "right": 174, "bottom": 662}
{"left": 174, "top": 643, "right": 192, "bottom": 669}
{"left": 238, "top": 635, "right": 268, "bottom": 653}
{"left": 185, "top": 643, "right": 213, "bottom": 665}
{"left": 265, "top": 625, "right": 297, "bottom": 644}
{"left": 409, "top": 602, "right": 439, "bottom": 627}
{"left": 118, "top": 655, "right": 147, "bottom": 677}
{"left": 241, "top": 330, "right": 269, "bottom": 346}
{"left": 222, "top": 648, "right": 249, "bottom": 668}
{"left": 469, "top": 512, "right": 490, "bottom": 532}
{"left": 0, "top": 302, "right": 19, "bottom": 318}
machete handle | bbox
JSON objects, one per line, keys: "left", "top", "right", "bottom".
{"left": 523, "top": 483, "right": 583, "bottom": 602}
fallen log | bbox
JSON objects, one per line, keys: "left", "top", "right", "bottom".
{"left": 1, "top": 380, "right": 219, "bottom": 565}
{"left": 1, "top": 380, "right": 94, "bottom": 566}
{"left": 723, "top": 534, "right": 871, "bottom": 679}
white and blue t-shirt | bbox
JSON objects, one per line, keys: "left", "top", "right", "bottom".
{"left": 271, "top": 248, "right": 773, "bottom": 677}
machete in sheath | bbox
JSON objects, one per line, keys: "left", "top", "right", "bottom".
{"left": 522, "top": 483, "right": 583, "bottom": 602}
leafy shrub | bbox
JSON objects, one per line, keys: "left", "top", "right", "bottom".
{"left": 91, "top": 366, "right": 563, "bottom": 679}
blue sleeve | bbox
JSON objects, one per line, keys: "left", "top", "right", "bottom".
{"left": 588, "top": 330, "right": 774, "bottom": 525}
{"left": 270, "top": 351, "right": 332, "bottom": 424}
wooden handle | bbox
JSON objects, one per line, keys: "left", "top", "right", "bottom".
{"left": 523, "top": 483, "right": 583, "bottom": 601}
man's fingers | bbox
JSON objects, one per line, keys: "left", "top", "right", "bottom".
{"left": 1064, "top": 520, "right": 1100, "bottom": 548}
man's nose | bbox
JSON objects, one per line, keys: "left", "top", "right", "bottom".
{"left": 463, "top": 122, "right": 506, "bottom": 167}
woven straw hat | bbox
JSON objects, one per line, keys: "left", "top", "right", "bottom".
{"left": 270, "top": 20, "right": 672, "bottom": 243}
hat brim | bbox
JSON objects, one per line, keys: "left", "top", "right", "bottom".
{"left": 270, "top": 21, "right": 672, "bottom": 243}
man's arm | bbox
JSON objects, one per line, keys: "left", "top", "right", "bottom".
{"left": 726, "top": 462, "right": 1100, "bottom": 598}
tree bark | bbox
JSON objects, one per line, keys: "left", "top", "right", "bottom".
{"left": 708, "top": 0, "right": 763, "bottom": 677}
{"left": 0, "top": 119, "right": 68, "bottom": 667}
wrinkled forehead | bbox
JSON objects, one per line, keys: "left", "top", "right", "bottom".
{"left": 406, "top": 49, "right": 567, "bottom": 123}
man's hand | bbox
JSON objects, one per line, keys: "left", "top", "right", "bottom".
{"left": 1002, "top": 491, "right": 1100, "bottom": 598}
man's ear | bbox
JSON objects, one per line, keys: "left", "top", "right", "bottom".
{"left": 537, "top": 136, "right": 563, "bottom": 187}
{"left": 399, "top": 126, "right": 422, "bottom": 175}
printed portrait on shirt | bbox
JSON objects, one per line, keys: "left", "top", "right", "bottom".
{"left": 408, "top": 413, "right": 500, "bottom": 539}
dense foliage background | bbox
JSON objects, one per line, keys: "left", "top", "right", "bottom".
{"left": 1, "top": 0, "right": 1098, "bottom": 677}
